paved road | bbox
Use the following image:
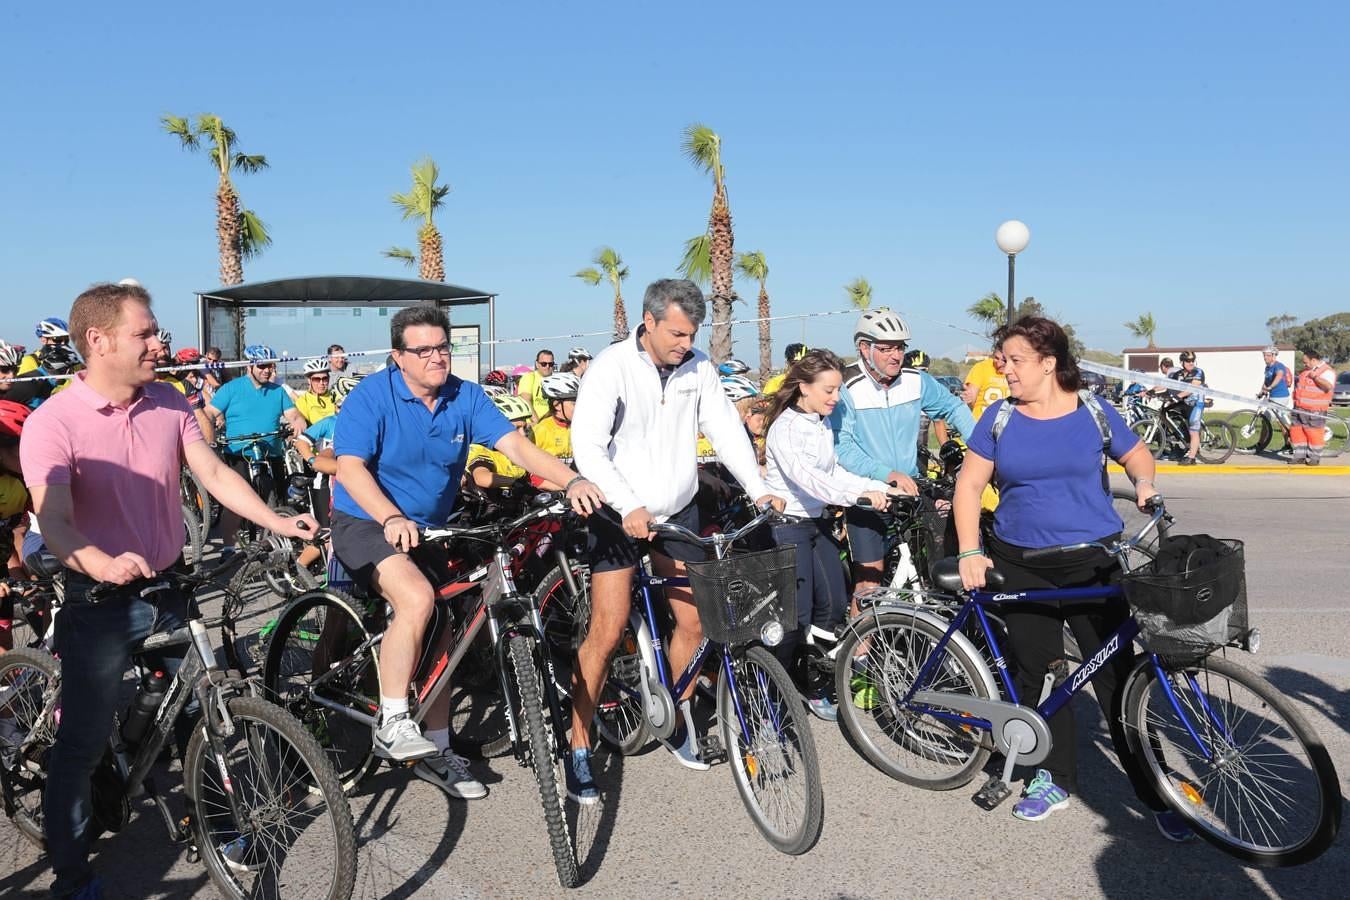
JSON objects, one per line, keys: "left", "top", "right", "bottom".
{"left": 3, "top": 473, "right": 1348, "bottom": 898}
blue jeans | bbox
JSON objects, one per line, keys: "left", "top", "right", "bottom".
{"left": 44, "top": 575, "right": 189, "bottom": 898}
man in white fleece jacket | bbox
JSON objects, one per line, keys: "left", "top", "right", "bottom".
{"left": 566, "top": 279, "right": 782, "bottom": 802}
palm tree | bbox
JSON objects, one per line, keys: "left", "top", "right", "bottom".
{"left": 575, "top": 246, "right": 630, "bottom": 340}
{"left": 968, "top": 292, "right": 1007, "bottom": 334}
{"left": 1124, "top": 312, "right": 1158, "bottom": 348}
{"left": 677, "top": 234, "right": 711, "bottom": 287}
{"left": 736, "top": 251, "right": 772, "bottom": 385}
{"left": 845, "top": 277, "right": 873, "bottom": 311}
{"left": 382, "top": 247, "right": 417, "bottom": 269}
{"left": 390, "top": 158, "right": 450, "bottom": 282}
{"left": 162, "top": 114, "right": 270, "bottom": 286}
{"left": 683, "top": 124, "right": 737, "bottom": 361}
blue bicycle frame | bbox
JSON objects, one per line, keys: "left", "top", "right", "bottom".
{"left": 626, "top": 568, "right": 773, "bottom": 748}
{"left": 900, "top": 584, "right": 1229, "bottom": 762}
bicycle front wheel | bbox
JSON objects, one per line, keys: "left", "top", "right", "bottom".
{"left": 262, "top": 591, "right": 380, "bottom": 791}
{"left": 1197, "top": 419, "right": 1236, "bottom": 464}
{"left": 1130, "top": 418, "right": 1166, "bottom": 458}
{"left": 509, "top": 635, "right": 579, "bottom": 888}
{"left": 1122, "top": 655, "right": 1341, "bottom": 867}
{"left": 834, "top": 610, "right": 994, "bottom": 790}
{"left": 1226, "top": 409, "right": 1273, "bottom": 454}
{"left": 0, "top": 647, "right": 60, "bottom": 849}
{"left": 185, "top": 696, "right": 356, "bottom": 900}
{"left": 717, "top": 645, "right": 823, "bottom": 855}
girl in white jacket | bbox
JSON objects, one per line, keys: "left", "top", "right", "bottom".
{"left": 763, "top": 350, "right": 904, "bottom": 720}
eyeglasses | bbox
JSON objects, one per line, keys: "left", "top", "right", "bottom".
{"left": 400, "top": 343, "right": 451, "bottom": 360}
{"left": 868, "top": 342, "right": 907, "bottom": 356}
{"left": 539, "top": 361, "right": 555, "bottom": 368}
{"left": 310, "top": 374, "right": 331, "bottom": 381}
{"left": 254, "top": 363, "right": 277, "bottom": 371}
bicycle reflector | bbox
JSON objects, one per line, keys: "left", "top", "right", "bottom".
{"left": 760, "top": 621, "right": 784, "bottom": 647}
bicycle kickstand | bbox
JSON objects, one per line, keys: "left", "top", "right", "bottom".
{"left": 972, "top": 733, "right": 1024, "bottom": 811}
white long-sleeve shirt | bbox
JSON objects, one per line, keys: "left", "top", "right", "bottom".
{"left": 571, "top": 327, "right": 770, "bottom": 520}
{"left": 764, "top": 406, "right": 890, "bottom": 518}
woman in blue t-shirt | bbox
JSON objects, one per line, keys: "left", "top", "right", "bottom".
{"left": 952, "top": 317, "right": 1193, "bottom": 842}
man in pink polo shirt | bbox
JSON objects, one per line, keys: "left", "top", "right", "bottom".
{"left": 20, "top": 282, "right": 316, "bottom": 900}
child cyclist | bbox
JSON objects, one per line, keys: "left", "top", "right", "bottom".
{"left": 762, "top": 350, "right": 905, "bottom": 720}
{"left": 467, "top": 394, "right": 568, "bottom": 491}
{"left": 533, "top": 372, "right": 580, "bottom": 460}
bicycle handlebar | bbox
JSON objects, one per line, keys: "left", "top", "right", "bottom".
{"left": 84, "top": 538, "right": 288, "bottom": 604}
{"left": 646, "top": 503, "right": 780, "bottom": 548}
{"left": 422, "top": 493, "right": 570, "bottom": 544}
{"left": 1021, "top": 496, "right": 1169, "bottom": 562}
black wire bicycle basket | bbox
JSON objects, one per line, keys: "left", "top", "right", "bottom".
{"left": 685, "top": 545, "right": 797, "bottom": 646}
{"left": 1123, "top": 537, "right": 1248, "bottom": 664}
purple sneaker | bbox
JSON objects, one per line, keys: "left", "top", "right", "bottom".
{"left": 1012, "top": 769, "right": 1070, "bottom": 822}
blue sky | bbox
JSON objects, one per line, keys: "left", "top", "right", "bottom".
{"left": 3, "top": 1, "right": 1347, "bottom": 366}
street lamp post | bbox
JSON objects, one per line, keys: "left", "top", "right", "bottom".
{"left": 995, "top": 220, "right": 1031, "bottom": 326}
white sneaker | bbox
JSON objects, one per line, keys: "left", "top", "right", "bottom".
{"left": 373, "top": 713, "right": 438, "bottom": 762}
{"left": 660, "top": 729, "right": 711, "bottom": 772}
{"left": 415, "top": 750, "right": 488, "bottom": 800}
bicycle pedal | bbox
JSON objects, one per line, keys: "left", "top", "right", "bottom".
{"left": 1048, "top": 659, "right": 1070, "bottom": 688}
{"left": 972, "top": 776, "right": 1013, "bottom": 811}
{"left": 697, "top": 734, "right": 727, "bottom": 764}
{"left": 186, "top": 843, "right": 201, "bottom": 864}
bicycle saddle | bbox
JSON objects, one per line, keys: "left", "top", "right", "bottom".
{"left": 23, "top": 550, "right": 62, "bottom": 578}
{"left": 930, "top": 557, "right": 1006, "bottom": 592}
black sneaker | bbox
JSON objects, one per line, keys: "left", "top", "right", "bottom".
{"left": 1178, "top": 456, "right": 1196, "bottom": 466}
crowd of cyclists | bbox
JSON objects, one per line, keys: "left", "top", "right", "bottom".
{"left": 0, "top": 277, "right": 1336, "bottom": 897}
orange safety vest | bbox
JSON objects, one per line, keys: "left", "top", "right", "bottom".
{"left": 1294, "top": 361, "right": 1333, "bottom": 412}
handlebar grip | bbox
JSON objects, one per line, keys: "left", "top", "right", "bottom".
{"left": 1143, "top": 495, "right": 1165, "bottom": 512}
{"left": 855, "top": 497, "right": 873, "bottom": 508}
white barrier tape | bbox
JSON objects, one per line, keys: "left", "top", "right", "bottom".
{"left": 1078, "top": 359, "right": 1281, "bottom": 411}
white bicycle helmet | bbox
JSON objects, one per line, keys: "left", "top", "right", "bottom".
{"left": 853, "top": 307, "right": 911, "bottom": 343}
{"left": 303, "top": 358, "right": 330, "bottom": 375}
{"left": 0, "top": 345, "right": 22, "bottom": 368}
{"left": 718, "top": 358, "right": 751, "bottom": 376}
{"left": 156, "top": 328, "right": 172, "bottom": 346}
{"left": 720, "top": 374, "right": 759, "bottom": 402}
{"left": 36, "top": 318, "right": 69, "bottom": 339}
{"left": 482, "top": 384, "right": 508, "bottom": 398}
{"left": 492, "top": 393, "right": 534, "bottom": 422}
{"left": 541, "top": 372, "right": 580, "bottom": 400}
{"left": 244, "top": 344, "right": 276, "bottom": 363}
{"left": 568, "top": 347, "right": 593, "bottom": 361}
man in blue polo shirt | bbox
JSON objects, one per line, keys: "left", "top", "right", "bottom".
{"left": 331, "top": 304, "right": 603, "bottom": 799}
{"left": 204, "top": 344, "right": 308, "bottom": 547}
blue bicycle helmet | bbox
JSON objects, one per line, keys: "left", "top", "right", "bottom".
{"left": 36, "top": 317, "right": 69, "bottom": 339}
{"left": 243, "top": 344, "right": 276, "bottom": 363}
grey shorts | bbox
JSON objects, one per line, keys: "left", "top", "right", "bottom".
{"left": 330, "top": 510, "right": 449, "bottom": 596}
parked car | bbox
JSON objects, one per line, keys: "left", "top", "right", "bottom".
{"left": 935, "top": 375, "right": 962, "bottom": 396}
{"left": 1333, "top": 371, "right": 1350, "bottom": 407}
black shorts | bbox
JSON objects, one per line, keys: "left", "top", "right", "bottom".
{"left": 329, "top": 510, "right": 450, "bottom": 596}
{"left": 586, "top": 501, "right": 707, "bottom": 575}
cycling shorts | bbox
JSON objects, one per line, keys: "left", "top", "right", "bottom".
{"left": 586, "top": 501, "right": 706, "bottom": 575}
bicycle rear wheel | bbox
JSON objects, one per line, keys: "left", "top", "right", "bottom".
{"left": 262, "top": 591, "right": 379, "bottom": 791}
{"left": 593, "top": 615, "right": 651, "bottom": 756}
{"left": 532, "top": 561, "right": 591, "bottom": 704}
{"left": 1321, "top": 414, "right": 1349, "bottom": 458}
{"left": 1122, "top": 655, "right": 1341, "bottom": 867}
{"left": 834, "top": 610, "right": 993, "bottom": 790}
{"left": 0, "top": 648, "right": 59, "bottom": 849}
{"left": 508, "top": 635, "right": 579, "bottom": 888}
{"left": 1197, "top": 419, "right": 1236, "bottom": 464}
{"left": 181, "top": 503, "right": 206, "bottom": 572}
{"left": 1226, "top": 409, "right": 1273, "bottom": 454}
{"left": 185, "top": 695, "right": 356, "bottom": 900}
{"left": 717, "top": 645, "right": 823, "bottom": 855}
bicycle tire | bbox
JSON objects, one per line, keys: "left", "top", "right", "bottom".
{"left": 181, "top": 503, "right": 206, "bottom": 572}
{"left": 1122, "top": 655, "right": 1341, "bottom": 867}
{"left": 1197, "top": 419, "right": 1236, "bottom": 464}
{"left": 0, "top": 647, "right": 60, "bottom": 849}
{"left": 1320, "top": 414, "right": 1349, "bottom": 459}
{"left": 181, "top": 467, "right": 216, "bottom": 545}
{"left": 834, "top": 611, "right": 993, "bottom": 790}
{"left": 184, "top": 695, "right": 356, "bottom": 900}
{"left": 509, "top": 635, "right": 579, "bottom": 888}
{"left": 593, "top": 614, "right": 652, "bottom": 756}
{"left": 261, "top": 591, "right": 380, "bottom": 791}
{"left": 532, "top": 561, "right": 591, "bottom": 705}
{"left": 717, "top": 645, "right": 823, "bottom": 855}
{"left": 261, "top": 505, "right": 321, "bottom": 598}
{"left": 1129, "top": 417, "right": 1166, "bottom": 459}
{"left": 1226, "top": 409, "right": 1273, "bottom": 455}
